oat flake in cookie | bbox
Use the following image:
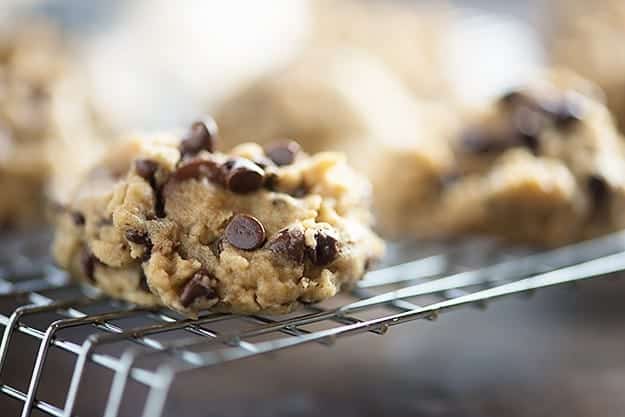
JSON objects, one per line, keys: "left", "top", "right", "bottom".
{"left": 53, "top": 121, "right": 384, "bottom": 317}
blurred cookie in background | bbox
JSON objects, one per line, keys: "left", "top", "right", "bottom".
{"left": 550, "top": 0, "right": 625, "bottom": 131}
{"left": 414, "top": 70, "right": 625, "bottom": 245}
{"left": 217, "top": 48, "right": 459, "bottom": 237}
{"left": 0, "top": 21, "right": 108, "bottom": 228}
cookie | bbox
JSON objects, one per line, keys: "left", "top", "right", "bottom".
{"left": 404, "top": 70, "right": 625, "bottom": 245}
{"left": 53, "top": 121, "right": 384, "bottom": 317}
{"left": 550, "top": 0, "right": 625, "bottom": 131}
{"left": 0, "top": 23, "right": 107, "bottom": 227}
{"left": 216, "top": 49, "right": 459, "bottom": 237}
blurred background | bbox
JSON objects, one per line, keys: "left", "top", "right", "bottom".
{"left": 2, "top": 1, "right": 625, "bottom": 416}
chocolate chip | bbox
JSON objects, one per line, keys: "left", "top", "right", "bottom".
{"left": 180, "top": 119, "right": 217, "bottom": 158}
{"left": 552, "top": 95, "right": 585, "bottom": 128}
{"left": 134, "top": 159, "right": 166, "bottom": 218}
{"left": 71, "top": 211, "right": 85, "bottom": 226}
{"left": 459, "top": 128, "right": 511, "bottom": 154}
{"left": 308, "top": 230, "right": 339, "bottom": 266}
{"left": 154, "top": 188, "right": 166, "bottom": 218}
{"left": 209, "top": 237, "right": 224, "bottom": 257}
{"left": 512, "top": 107, "right": 544, "bottom": 154}
{"left": 225, "top": 214, "right": 266, "bottom": 250}
{"left": 588, "top": 175, "right": 610, "bottom": 206}
{"left": 125, "top": 230, "right": 153, "bottom": 261}
{"left": 80, "top": 248, "right": 99, "bottom": 282}
{"left": 139, "top": 270, "right": 150, "bottom": 292}
{"left": 499, "top": 90, "right": 525, "bottom": 106}
{"left": 290, "top": 183, "right": 309, "bottom": 198}
{"left": 265, "top": 141, "right": 301, "bottom": 166}
{"left": 267, "top": 228, "right": 305, "bottom": 263}
{"left": 172, "top": 158, "right": 223, "bottom": 183}
{"left": 179, "top": 270, "right": 217, "bottom": 308}
{"left": 135, "top": 159, "right": 159, "bottom": 181}
{"left": 224, "top": 158, "right": 265, "bottom": 193}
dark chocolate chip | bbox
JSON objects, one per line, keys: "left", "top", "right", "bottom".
{"left": 267, "top": 228, "right": 305, "bottom": 263}
{"left": 125, "top": 229, "right": 149, "bottom": 244}
{"left": 172, "top": 158, "right": 224, "bottom": 183}
{"left": 180, "top": 119, "right": 217, "bottom": 157}
{"left": 179, "top": 270, "right": 217, "bottom": 308}
{"left": 290, "top": 184, "right": 309, "bottom": 198}
{"left": 459, "top": 128, "right": 511, "bottom": 154}
{"left": 139, "top": 270, "right": 150, "bottom": 292}
{"left": 553, "top": 96, "right": 585, "bottom": 128}
{"left": 264, "top": 173, "right": 279, "bottom": 191}
{"left": 209, "top": 237, "right": 224, "bottom": 257}
{"left": 134, "top": 159, "right": 166, "bottom": 218}
{"left": 588, "top": 175, "right": 610, "bottom": 206}
{"left": 499, "top": 90, "right": 526, "bottom": 106}
{"left": 80, "top": 248, "right": 99, "bottom": 282}
{"left": 224, "top": 158, "right": 265, "bottom": 193}
{"left": 71, "top": 211, "right": 85, "bottom": 226}
{"left": 265, "top": 140, "right": 301, "bottom": 166}
{"left": 125, "top": 230, "right": 153, "bottom": 261}
{"left": 308, "top": 230, "right": 339, "bottom": 266}
{"left": 225, "top": 214, "right": 266, "bottom": 250}
{"left": 135, "top": 159, "right": 159, "bottom": 181}
{"left": 512, "top": 107, "right": 544, "bottom": 154}
{"left": 154, "top": 187, "right": 166, "bottom": 218}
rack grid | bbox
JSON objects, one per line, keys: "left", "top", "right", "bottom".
{"left": 2, "top": 230, "right": 625, "bottom": 417}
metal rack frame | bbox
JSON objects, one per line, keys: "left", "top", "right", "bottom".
{"left": 2, "top": 231, "right": 625, "bottom": 417}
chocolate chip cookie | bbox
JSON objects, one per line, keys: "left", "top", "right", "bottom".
{"left": 403, "top": 70, "right": 625, "bottom": 245}
{"left": 550, "top": 0, "right": 625, "bottom": 131}
{"left": 53, "top": 121, "right": 384, "bottom": 316}
{"left": 0, "top": 23, "right": 106, "bottom": 227}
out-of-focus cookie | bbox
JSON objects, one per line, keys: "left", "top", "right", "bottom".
{"left": 550, "top": 0, "right": 625, "bottom": 130}
{"left": 427, "top": 70, "right": 625, "bottom": 245}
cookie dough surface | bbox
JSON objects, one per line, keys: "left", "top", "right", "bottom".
{"left": 53, "top": 122, "right": 384, "bottom": 316}
{"left": 392, "top": 71, "right": 625, "bottom": 245}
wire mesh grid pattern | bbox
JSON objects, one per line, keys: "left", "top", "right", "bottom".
{"left": 1, "top": 230, "right": 625, "bottom": 417}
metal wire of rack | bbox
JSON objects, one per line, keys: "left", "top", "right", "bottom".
{"left": 2, "top": 230, "right": 625, "bottom": 417}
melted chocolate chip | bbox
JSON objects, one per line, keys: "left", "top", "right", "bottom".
{"left": 134, "top": 159, "right": 166, "bottom": 218}
{"left": 224, "top": 158, "right": 265, "bottom": 193}
{"left": 588, "top": 175, "right": 610, "bottom": 207}
{"left": 71, "top": 211, "right": 85, "bottom": 226}
{"left": 225, "top": 214, "right": 266, "bottom": 250}
{"left": 135, "top": 159, "right": 159, "bottom": 181}
{"left": 125, "top": 230, "right": 153, "bottom": 261}
{"left": 267, "top": 228, "right": 305, "bottom": 263}
{"left": 180, "top": 119, "right": 217, "bottom": 157}
{"left": 172, "top": 159, "right": 223, "bottom": 183}
{"left": 265, "top": 141, "right": 301, "bottom": 166}
{"left": 154, "top": 188, "right": 166, "bottom": 218}
{"left": 308, "top": 230, "right": 339, "bottom": 266}
{"left": 180, "top": 270, "right": 217, "bottom": 307}
{"left": 80, "top": 249, "right": 99, "bottom": 282}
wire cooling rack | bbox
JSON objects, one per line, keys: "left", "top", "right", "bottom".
{"left": 2, "top": 230, "right": 625, "bottom": 417}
